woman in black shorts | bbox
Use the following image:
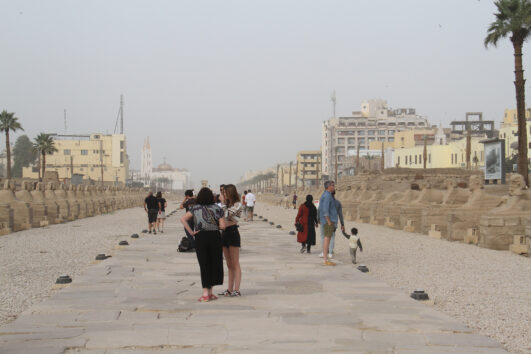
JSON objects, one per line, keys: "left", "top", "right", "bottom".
{"left": 219, "top": 184, "right": 243, "bottom": 297}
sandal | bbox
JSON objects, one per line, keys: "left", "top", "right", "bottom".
{"left": 209, "top": 294, "right": 218, "bottom": 301}
{"left": 197, "top": 295, "right": 210, "bottom": 302}
{"left": 230, "top": 290, "right": 241, "bottom": 297}
{"left": 218, "top": 289, "right": 231, "bottom": 296}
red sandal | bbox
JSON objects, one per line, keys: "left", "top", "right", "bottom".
{"left": 209, "top": 294, "right": 218, "bottom": 301}
{"left": 197, "top": 295, "right": 210, "bottom": 302}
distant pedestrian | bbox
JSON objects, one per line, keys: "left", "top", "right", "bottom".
{"left": 318, "top": 180, "right": 337, "bottom": 266}
{"left": 180, "top": 187, "right": 226, "bottom": 302}
{"left": 292, "top": 193, "right": 298, "bottom": 209}
{"left": 144, "top": 191, "right": 160, "bottom": 235}
{"left": 245, "top": 189, "right": 256, "bottom": 221}
{"left": 242, "top": 190, "right": 248, "bottom": 221}
{"left": 180, "top": 189, "right": 196, "bottom": 248}
{"left": 156, "top": 191, "right": 167, "bottom": 233}
{"left": 219, "top": 184, "right": 243, "bottom": 297}
{"left": 295, "top": 194, "right": 318, "bottom": 254}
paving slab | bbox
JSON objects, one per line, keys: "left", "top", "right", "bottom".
{"left": 0, "top": 211, "right": 507, "bottom": 353}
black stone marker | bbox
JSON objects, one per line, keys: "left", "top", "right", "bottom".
{"left": 357, "top": 265, "right": 369, "bottom": 273}
{"left": 95, "top": 254, "right": 107, "bottom": 260}
{"left": 276, "top": 225, "right": 281, "bottom": 228}
{"left": 263, "top": 218, "right": 268, "bottom": 222}
{"left": 141, "top": 229, "right": 148, "bottom": 233}
{"left": 410, "top": 289, "right": 429, "bottom": 301}
{"left": 119, "top": 240, "right": 129, "bottom": 246}
{"left": 56, "top": 275, "right": 72, "bottom": 284}
{"left": 269, "top": 222, "right": 274, "bottom": 225}
{"left": 289, "top": 231, "right": 296, "bottom": 235}
{"left": 254, "top": 213, "right": 257, "bottom": 216}
{"left": 259, "top": 216, "right": 263, "bottom": 219}
{"left": 131, "top": 234, "right": 139, "bottom": 238}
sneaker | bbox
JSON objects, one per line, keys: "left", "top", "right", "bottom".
{"left": 300, "top": 245, "right": 306, "bottom": 254}
{"left": 319, "top": 252, "right": 324, "bottom": 258}
{"left": 307, "top": 249, "right": 311, "bottom": 254}
{"left": 148, "top": 230, "right": 152, "bottom": 234}
{"left": 230, "top": 290, "right": 241, "bottom": 297}
{"left": 218, "top": 289, "right": 231, "bottom": 297}
{"left": 324, "top": 260, "right": 336, "bottom": 266}
{"left": 328, "top": 253, "right": 333, "bottom": 259}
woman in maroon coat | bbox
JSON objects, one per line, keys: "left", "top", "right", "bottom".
{"left": 295, "top": 195, "right": 319, "bottom": 254}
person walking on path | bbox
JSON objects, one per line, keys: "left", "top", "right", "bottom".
{"left": 318, "top": 181, "right": 338, "bottom": 266}
{"left": 324, "top": 190, "right": 345, "bottom": 257}
{"left": 180, "top": 187, "right": 226, "bottom": 302}
{"left": 156, "top": 191, "right": 167, "bottom": 233}
{"left": 180, "top": 189, "right": 196, "bottom": 248}
{"left": 219, "top": 184, "right": 243, "bottom": 297}
{"left": 292, "top": 193, "right": 298, "bottom": 210}
{"left": 242, "top": 190, "right": 248, "bottom": 221}
{"left": 144, "top": 191, "right": 160, "bottom": 235}
{"left": 295, "top": 194, "right": 318, "bottom": 254}
{"left": 245, "top": 189, "right": 256, "bottom": 221}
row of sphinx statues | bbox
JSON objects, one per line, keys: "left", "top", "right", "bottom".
{"left": 268, "top": 174, "right": 531, "bottom": 252}
{"left": 0, "top": 180, "right": 146, "bottom": 235}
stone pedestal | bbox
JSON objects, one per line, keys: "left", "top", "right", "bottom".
{"left": 428, "top": 224, "right": 442, "bottom": 239}
{"left": 479, "top": 215, "right": 525, "bottom": 251}
{"left": 463, "top": 228, "right": 479, "bottom": 245}
{"left": 509, "top": 235, "right": 530, "bottom": 255}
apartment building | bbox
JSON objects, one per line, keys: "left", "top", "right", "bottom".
{"left": 321, "top": 99, "right": 430, "bottom": 177}
{"left": 296, "top": 150, "right": 321, "bottom": 187}
{"left": 23, "top": 133, "right": 129, "bottom": 184}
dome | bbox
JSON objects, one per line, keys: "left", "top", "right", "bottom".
{"left": 156, "top": 163, "right": 173, "bottom": 171}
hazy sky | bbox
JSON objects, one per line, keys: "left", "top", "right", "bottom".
{"left": 1, "top": 0, "right": 529, "bottom": 186}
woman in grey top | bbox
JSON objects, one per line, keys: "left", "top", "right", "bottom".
{"left": 181, "top": 188, "right": 226, "bottom": 302}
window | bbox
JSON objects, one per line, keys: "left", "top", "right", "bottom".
{"left": 120, "top": 152, "right": 124, "bottom": 164}
{"left": 357, "top": 130, "right": 365, "bottom": 136}
{"left": 429, "top": 154, "right": 431, "bottom": 163}
{"left": 388, "top": 137, "right": 395, "bottom": 142}
{"left": 388, "top": 130, "right": 395, "bottom": 135}
{"left": 378, "top": 130, "right": 385, "bottom": 135}
{"left": 368, "top": 137, "right": 375, "bottom": 143}
{"left": 409, "top": 155, "right": 412, "bottom": 165}
{"left": 64, "top": 149, "right": 71, "bottom": 155}
{"left": 348, "top": 138, "right": 355, "bottom": 144}
{"left": 398, "top": 156, "right": 400, "bottom": 165}
{"left": 378, "top": 137, "right": 386, "bottom": 142}
{"left": 358, "top": 138, "right": 365, "bottom": 144}
{"left": 120, "top": 141, "right": 124, "bottom": 149}
{"left": 415, "top": 155, "right": 418, "bottom": 164}
{"left": 405, "top": 156, "right": 408, "bottom": 164}
{"left": 451, "top": 154, "right": 454, "bottom": 164}
{"left": 368, "top": 130, "right": 375, "bottom": 136}
{"left": 81, "top": 150, "right": 88, "bottom": 155}
{"left": 337, "top": 138, "right": 345, "bottom": 144}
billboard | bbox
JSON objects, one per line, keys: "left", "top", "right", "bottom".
{"left": 483, "top": 139, "right": 505, "bottom": 182}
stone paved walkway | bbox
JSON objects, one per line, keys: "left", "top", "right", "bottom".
{"left": 0, "top": 205, "right": 506, "bottom": 353}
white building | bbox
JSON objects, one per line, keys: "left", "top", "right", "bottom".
{"left": 138, "top": 137, "right": 191, "bottom": 190}
{"left": 321, "top": 99, "right": 430, "bottom": 177}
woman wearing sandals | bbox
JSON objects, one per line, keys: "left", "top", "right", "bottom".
{"left": 219, "top": 184, "right": 243, "bottom": 297}
{"left": 181, "top": 187, "right": 226, "bottom": 302}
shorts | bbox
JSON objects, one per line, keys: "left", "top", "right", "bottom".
{"left": 157, "top": 211, "right": 166, "bottom": 219}
{"left": 247, "top": 206, "right": 254, "bottom": 213}
{"left": 323, "top": 223, "right": 335, "bottom": 238}
{"left": 148, "top": 209, "right": 158, "bottom": 223}
{"left": 221, "top": 225, "right": 241, "bottom": 248}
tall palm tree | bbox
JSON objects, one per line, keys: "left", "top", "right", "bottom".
{"left": 32, "top": 133, "right": 57, "bottom": 180}
{"left": 0, "top": 110, "right": 24, "bottom": 179}
{"left": 485, "top": 0, "right": 531, "bottom": 185}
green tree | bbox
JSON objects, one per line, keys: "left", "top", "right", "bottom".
{"left": 485, "top": 0, "right": 531, "bottom": 185}
{"left": 12, "top": 135, "right": 35, "bottom": 178}
{"left": 0, "top": 110, "right": 24, "bottom": 179}
{"left": 32, "top": 133, "right": 58, "bottom": 180}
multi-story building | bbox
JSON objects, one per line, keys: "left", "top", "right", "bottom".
{"left": 23, "top": 133, "right": 129, "bottom": 184}
{"left": 321, "top": 99, "right": 430, "bottom": 178}
{"left": 499, "top": 108, "right": 531, "bottom": 160}
{"left": 296, "top": 150, "right": 322, "bottom": 187}
{"left": 140, "top": 137, "right": 153, "bottom": 186}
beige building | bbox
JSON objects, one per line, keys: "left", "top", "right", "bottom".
{"left": 23, "top": 133, "right": 129, "bottom": 184}
{"left": 499, "top": 108, "right": 531, "bottom": 160}
{"left": 296, "top": 150, "right": 321, "bottom": 187}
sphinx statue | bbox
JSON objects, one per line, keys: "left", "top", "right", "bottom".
{"left": 52, "top": 182, "right": 72, "bottom": 221}
{"left": 381, "top": 182, "right": 425, "bottom": 229}
{"left": 66, "top": 184, "right": 81, "bottom": 219}
{"left": 43, "top": 182, "right": 63, "bottom": 224}
{"left": 479, "top": 174, "right": 531, "bottom": 250}
{"left": 0, "top": 180, "right": 32, "bottom": 233}
{"left": 356, "top": 188, "right": 386, "bottom": 223}
{"left": 446, "top": 175, "right": 503, "bottom": 242}
{"left": 18, "top": 181, "right": 48, "bottom": 227}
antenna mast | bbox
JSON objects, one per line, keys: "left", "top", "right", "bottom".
{"left": 331, "top": 90, "right": 336, "bottom": 118}
{"left": 120, "top": 94, "right": 124, "bottom": 134}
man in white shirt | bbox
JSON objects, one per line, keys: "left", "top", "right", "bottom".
{"left": 245, "top": 190, "right": 256, "bottom": 221}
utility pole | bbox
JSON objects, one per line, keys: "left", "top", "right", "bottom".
{"left": 288, "top": 161, "right": 293, "bottom": 192}
{"left": 315, "top": 154, "right": 320, "bottom": 187}
{"left": 280, "top": 166, "right": 284, "bottom": 193}
{"left": 334, "top": 148, "right": 338, "bottom": 182}
{"left": 99, "top": 139, "right": 104, "bottom": 187}
{"left": 70, "top": 156, "right": 73, "bottom": 179}
{"left": 120, "top": 94, "right": 124, "bottom": 134}
{"left": 302, "top": 163, "right": 306, "bottom": 190}
{"left": 466, "top": 128, "right": 471, "bottom": 170}
{"left": 356, "top": 142, "right": 360, "bottom": 176}
{"left": 276, "top": 164, "right": 280, "bottom": 194}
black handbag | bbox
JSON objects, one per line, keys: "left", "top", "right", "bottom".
{"left": 295, "top": 223, "right": 304, "bottom": 232}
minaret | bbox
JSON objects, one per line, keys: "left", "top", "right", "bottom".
{"left": 141, "top": 137, "right": 152, "bottom": 185}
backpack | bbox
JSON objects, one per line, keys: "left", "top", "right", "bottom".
{"left": 178, "top": 237, "right": 194, "bottom": 252}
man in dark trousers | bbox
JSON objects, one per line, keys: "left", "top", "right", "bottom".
{"left": 180, "top": 189, "right": 196, "bottom": 248}
{"left": 144, "top": 191, "right": 160, "bottom": 234}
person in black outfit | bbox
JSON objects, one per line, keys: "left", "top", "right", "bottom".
{"left": 144, "top": 191, "right": 160, "bottom": 234}
{"left": 180, "top": 189, "right": 196, "bottom": 248}
{"left": 180, "top": 188, "right": 226, "bottom": 302}
{"left": 156, "top": 191, "right": 167, "bottom": 233}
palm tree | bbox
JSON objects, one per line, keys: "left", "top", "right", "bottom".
{"left": 0, "top": 110, "right": 24, "bottom": 179}
{"left": 32, "top": 133, "right": 57, "bottom": 180}
{"left": 485, "top": 0, "right": 531, "bottom": 185}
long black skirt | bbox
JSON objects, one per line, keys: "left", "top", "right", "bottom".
{"left": 195, "top": 230, "right": 224, "bottom": 288}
